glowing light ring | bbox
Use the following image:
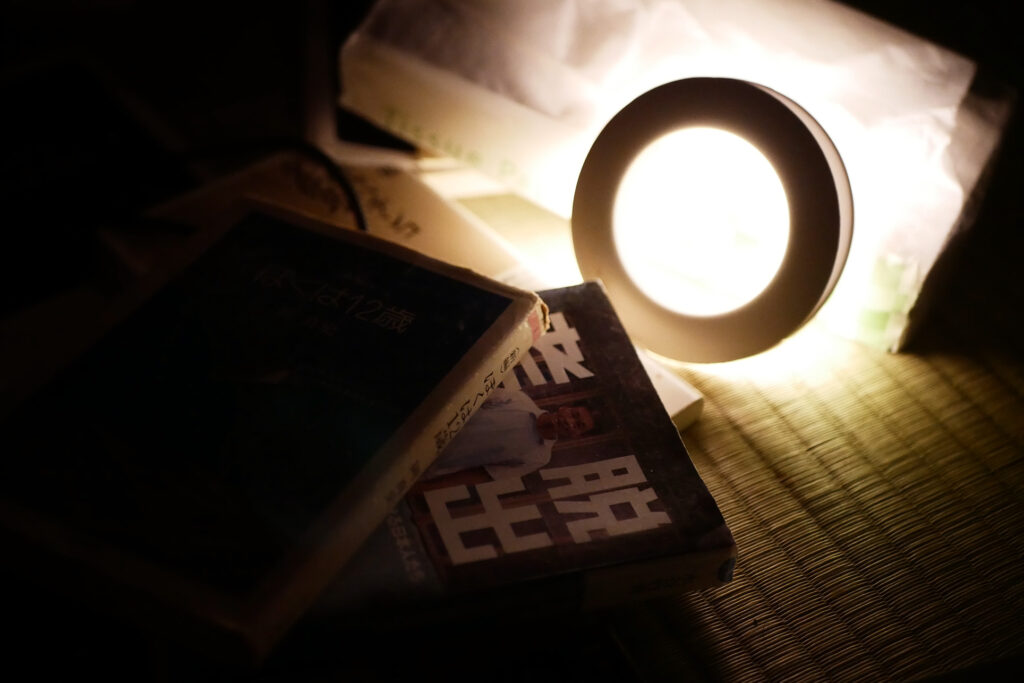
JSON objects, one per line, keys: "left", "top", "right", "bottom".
{"left": 573, "top": 78, "right": 853, "bottom": 362}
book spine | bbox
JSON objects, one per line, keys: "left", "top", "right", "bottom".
{"left": 381, "top": 298, "right": 548, "bottom": 509}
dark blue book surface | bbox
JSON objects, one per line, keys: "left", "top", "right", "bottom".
{"left": 0, "top": 207, "right": 546, "bottom": 661}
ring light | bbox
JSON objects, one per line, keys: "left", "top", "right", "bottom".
{"left": 572, "top": 78, "right": 853, "bottom": 363}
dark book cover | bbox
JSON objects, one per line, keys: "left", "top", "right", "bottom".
{"left": 0, "top": 206, "right": 547, "bottom": 663}
{"left": 309, "top": 281, "right": 736, "bottom": 628}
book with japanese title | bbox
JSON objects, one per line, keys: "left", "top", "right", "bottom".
{"left": 302, "top": 281, "right": 736, "bottom": 633}
{"left": 0, "top": 204, "right": 548, "bottom": 664}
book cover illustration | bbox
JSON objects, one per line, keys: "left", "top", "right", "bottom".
{"left": 0, "top": 207, "right": 546, "bottom": 661}
{"left": 315, "top": 282, "right": 735, "bottom": 625}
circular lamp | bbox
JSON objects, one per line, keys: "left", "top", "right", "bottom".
{"left": 572, "top": 78, "right": 853, "bottom": 363}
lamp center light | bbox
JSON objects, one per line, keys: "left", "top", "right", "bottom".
{"left": 612, "top": 126, "right": 790, "bottom": 317}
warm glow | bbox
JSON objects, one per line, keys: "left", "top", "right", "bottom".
{"left": 648, "top": 320, "right": 855, "bottom": 389}
{"left": 612, "top": 127, "right": 790, "bottom": 316}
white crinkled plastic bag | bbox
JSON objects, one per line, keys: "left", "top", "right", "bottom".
{"left": 338, "top": 0, "right": 1005, "bottom": 351}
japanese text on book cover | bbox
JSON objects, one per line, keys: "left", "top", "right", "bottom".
{"left": 320, "top": 282, "right": 735, "bottom": 620}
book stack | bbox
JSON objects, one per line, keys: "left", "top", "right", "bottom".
{"left": 0, "top": 163, "right": 733, "bottom": 671}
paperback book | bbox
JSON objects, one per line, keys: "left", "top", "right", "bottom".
{"left": 0, "top": 204, "right": 547, "bottom": 663}
{"left": 308, "top": 282, "right": 735, "bottom": 630}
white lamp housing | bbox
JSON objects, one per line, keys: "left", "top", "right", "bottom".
{"left": 572, "top": 78, "right": 853, "bottom": 362}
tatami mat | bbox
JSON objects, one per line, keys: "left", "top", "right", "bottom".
{"left": 609, "top": 147, "right": 1024, "bottom": 681}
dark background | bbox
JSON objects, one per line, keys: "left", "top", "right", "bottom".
{"left": 1, "top": 1, "right": 1020, "bottom": 680}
